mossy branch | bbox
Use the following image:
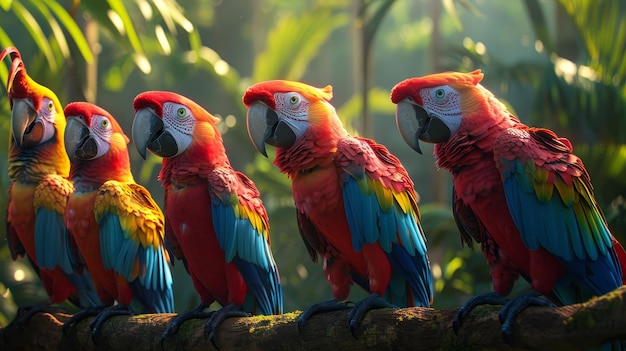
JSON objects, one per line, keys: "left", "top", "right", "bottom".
{"left": 1, "top": 286, "right": 625, "bottom": 351}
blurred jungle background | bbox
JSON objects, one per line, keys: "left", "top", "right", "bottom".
{"left": 0, "top": 0, "right": 624, "bottom": 326}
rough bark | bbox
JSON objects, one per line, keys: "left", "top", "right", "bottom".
{"left": 1, "top": 286, "right": 625, "bottom": 351}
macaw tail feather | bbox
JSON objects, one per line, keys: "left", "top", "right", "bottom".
{"left": 234, "top": 256, "right": 283, "bottom": 315}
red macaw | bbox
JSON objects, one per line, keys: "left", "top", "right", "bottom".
{"left": 1, "top": 46, "right": 99, "bottom": 323}
{"left": 62, "top": 102, "right": 174, "bottom": 337}
{"left": 132, "top": 91, "right": 282, "bottom": 343}
{"left": 391, "top": 70, "right": 626, "bottom": 345}
{"left": 243, "top": 80, "right": 432, "bottom": 334}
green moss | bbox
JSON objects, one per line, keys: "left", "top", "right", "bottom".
{"left": 246, "top": 312, "right": 298, "bottom": 335}
{"left": 326, "top": 325, "right": 337, "bottom": 337}
{"left": 565, "top": 309, "right": 596, "bottom": 331}
{"left": 134, "top": 314, "right": 152, "bottom": 320}
{"left": 440, "top": 332, "right": 476, "bottom": 351}
{"left": 468, "top": 305, "right": 501, "bottom": 320}
{"left": 566, "top": 288, "right": 625, "bottom": 331}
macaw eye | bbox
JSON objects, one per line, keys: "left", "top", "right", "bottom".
{"left": 434, "top": 88, "right": 446, "bottom": 99}
{"left": 47, "top": 101, "right": 54, "bottom": 111}
{"left": 289, "top": 94, "right": 300, "bottom": 105}
{"left": 101, "top": 118, "right": 109, "bottom": 128}
{"left": 177, "top": 107, "right": 187, "bottom": 117}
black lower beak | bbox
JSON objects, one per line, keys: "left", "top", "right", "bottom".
{"left": 65, "top": 118, "right": 97, "bottom": 161}
{"left": 132, "top": 108, "right": 178, "bottom": 159}
{"left": 396, "top": 101, "right": 451, "bottom": 154}
{"left": 247, "top": 102, "right": 296, "bottom": 157}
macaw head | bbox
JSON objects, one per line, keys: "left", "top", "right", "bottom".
{"left": 243, "top": 80, "right": 347, "bottom": 157}
{"left": 64, "top": 102, "right": 129, "bottom": 162}
{"left": 131, "top": 90, "right": 222, "bottom": 160}
{"left": 390, "top": 69, "right": 490, "bottom": 154}
{"left": 1, "top": 46, "right": 66, "bottom": 149}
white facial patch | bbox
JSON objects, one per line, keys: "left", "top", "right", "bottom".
{"left": 89, "top": 114, "right": 113, "bottom": 157}
{"left": 420, "top": 85, "right": 463, "bottom": 134}
{"left": 273, "top": 92, "right": 311, "bottom": 140}
{"left": 38, "top": 97, "right": 58, "bottom": 144}
{"left": 162, "top": 101, "right": 195, "bottom": 154}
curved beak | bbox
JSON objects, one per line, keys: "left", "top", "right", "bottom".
{"left": 395, "top": 100, "right": 451, "bottom": 154}
{"left": 132, "top": 108, "right": 177, "bottom": 159}
{"left": 11, "top": 99, "right": 37, "bottom": 148}
{"left": 246, "top": 102, "right": 296, "bottom": 157}
{"left": 65, "top": 117, "right": 98, "bottom": 161}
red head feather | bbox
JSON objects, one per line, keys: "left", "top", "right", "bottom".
{"left": 390, "top": 69, "right": 484, "bottom": 105}
{"left": 1, "top": 46, "right": 62, "bottom": 113}
{"left": 65, "top": 101, "right": 127, "bottom": 138}
{"left": 133, "top": 90, "right": 220, "bottom": 124}
{"left": 242, "top": 80, "right": 333, "bottom": 110}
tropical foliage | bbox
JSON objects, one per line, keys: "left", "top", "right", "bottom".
{"left": 0, "top": 0, "right": 623, "bottom": 325}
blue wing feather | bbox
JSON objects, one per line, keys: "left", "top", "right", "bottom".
{"left": 34, "top": 182, "right": 101, "bottom": 308}
{"left": 35, "top": 208, "right": 73, "bottom": 273}
{"left": 338, "top": 138, "right": 432, "bottom": 307}
{"left": 99, "top": 212, "right": 174, "bottom": 313}
{"left": 211, "top": 171, "right": 283, "bottom": 315}
{"left": 496, "top": 129, "right": 622, "bottom": 300}
{"left": 96, "top": 182, "right": 174, "bottom": 313}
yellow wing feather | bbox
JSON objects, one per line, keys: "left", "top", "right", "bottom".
{"left": 33, "top": 174, "right": 74, "bottom": 214}
{"left": 94, "top": 181, "right": 165, "bottom": 251}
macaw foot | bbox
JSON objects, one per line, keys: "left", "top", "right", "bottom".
{"left": 452, "top": 291, "right": 509, "bottom": 333}
{"left": 204, "top": 303, "right": 250, "bottom": 347}
{"left": 161, "top": 303, "right": 213, "bottom": 343}
{"left": 1, "top": 303, "right": 64, "bottom": 341}
{"left": 347, "top": 293, "right": 396, "bottom": 336}
{"left": 297, "top": 298, "right": 352, "bottom": 332}
{"left": 13, "top": 303, "right": 64, "bottom": 325}
{"left": 89, "top": 304, "right": 134, "bottom": 341}
{"left": 498, "top": 291, "right": 555, "bottom": 344}
{"left": 62, "top": 304, "right": 108, "bottom": 334}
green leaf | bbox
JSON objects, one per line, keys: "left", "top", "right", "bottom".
{"left": 29, "top": 1, "right": 69, "bottom": 58}
{"left": 41, "top": 0, "right": 94, "bottom": 63}
{"left": 253, "top": 5, "right": 349, "bottom": 81}
{"left": 0, "top": 0, "right": 11, "bottom": 12}
{"left": 522, "top": 0, "right": 555, "bottom": 54}
{"left": 558, "top": 0, "right": 626, "bottom": 80}
{"left": 106, "top": 0, "right": 150, "bottom": 73}
{"left": 11, "top": 1, "right": 56, "bottom": 69}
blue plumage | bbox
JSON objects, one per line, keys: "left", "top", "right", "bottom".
{"left": 98, "top": 208, "right": 174, "bottom": 313}
{"left": 500, "top": 155, "right": 622, "bottom": 305}
{"left": 211, "top": 196, "right": 283, "bottom": 315}
{"left": 35, "top": 208, "right": 73, "bottom": 273}
{"left": 342, "top": 169, "right": 432, "bottom": 308}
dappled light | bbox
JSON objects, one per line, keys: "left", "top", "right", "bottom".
{"left": 0, "top": 1, "right": 625, "bottom": 349}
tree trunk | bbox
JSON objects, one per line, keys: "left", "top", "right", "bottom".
{"left": 2, "top": 286, "right": 626, "bottom": 351}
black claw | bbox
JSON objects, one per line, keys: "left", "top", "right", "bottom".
{"left": 161, "top": 303, "right": 212, "bottom": 347}
{"left": 297, "top": 298, "right": 351, "bottom": 333}
{"left": 88, "top": 305, "right": 133, "bottom": 342}
{"left": 498, "top": 291, "right": 555, "bottom": 344}
{"left": 17, "top": 304, "right": 64, "bottom": 325}
{"left": 203, "top": 304, "right": 250, "bottom": 350}
{"left": 62, "top": 305, "right": 106, "bottom": 335}
{"left": 452, "top": 292, "right": 509, "bottom": 334}
{"left": 347, "top": 294, "right": 396, "bottom": 337}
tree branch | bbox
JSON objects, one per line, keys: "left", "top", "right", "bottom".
{"left": 2, "top": 286, "right": 626, "bottom": 351}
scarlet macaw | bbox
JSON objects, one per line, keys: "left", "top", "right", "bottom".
{"left": 1, "top": 46, "right": 99, "bottom": 322}
{"left": 391, "top": 70, "right": 626, "bottom": 345}
{"left": 63, "top": 102, "right": 174, "bottom": 337}
{"left": 243, "top": 80, "right": 432, "bottom": 333}
{"left": 131, "top": 91, "right": 282, "bottom": 343}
